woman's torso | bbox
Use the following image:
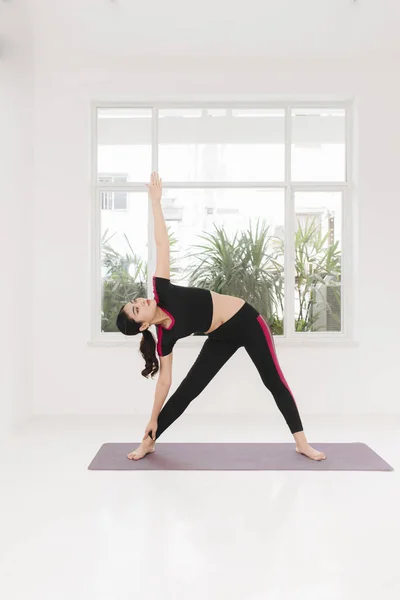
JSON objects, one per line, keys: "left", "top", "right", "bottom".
{"left": 159, "top": 289, "right": 244, "bottom": 334}
{"left": 154, "top": 277, "right": 246, "bottom": 355}
{"left": 205, "top": 292, "right": 245, "bottom": 334}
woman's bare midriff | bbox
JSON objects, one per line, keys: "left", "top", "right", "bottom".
{"left": 205, "top": 292, "right": 245, "bottom": 334}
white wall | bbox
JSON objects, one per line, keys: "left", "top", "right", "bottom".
{"left": 0, "top": 0, "right": 33, "bottom": 439}
{"left": 31, "top": 55, "right": 400, "bottom": 424}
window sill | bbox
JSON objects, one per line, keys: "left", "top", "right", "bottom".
{"left": 88, "top": 334, "right": 359, "bottom": 349}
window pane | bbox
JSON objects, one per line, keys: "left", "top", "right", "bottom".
{"left": 97, "top": 108, "right": 152, "bottom": 183}
{"left": 159, "top": 108, "right": 285, "bottom": 182}
{"left": 101, "top": 192, "right": 148, "bottom": 332}
{"left": 163, "top": 188, "right": 285, "bottom": 334}
{"left": 291, "top": 108, "right": 346, "bottom": 182}
{"left": 294, "top": 192, "right": 342, "bottom": 332}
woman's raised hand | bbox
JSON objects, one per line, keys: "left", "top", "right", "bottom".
{"left": 146, "top": 172, "right": 162, "bottom": 204}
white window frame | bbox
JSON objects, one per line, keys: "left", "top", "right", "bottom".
{"left": 99, "top": 173, "right": 129, "bottom": 211}
{"left": 90, "top": 101, "right": 355, "bottom": 347}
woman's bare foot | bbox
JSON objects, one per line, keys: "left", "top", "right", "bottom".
{"left": 127, "top": 437, "right": 156, "bottom": 461}
{"left": 296, "top": 444, "right": 326, "bottom": 461}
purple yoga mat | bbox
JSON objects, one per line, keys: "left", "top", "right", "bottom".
{"left": 88, "top": 442, "right": 393, "bottom": 471}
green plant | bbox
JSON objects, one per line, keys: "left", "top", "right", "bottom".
{"left": 184, "top": 220, "right": 284, "bottom": 333}
{"left": 101, "top": 230, "right": 147, "bottom": 332}
{"left": 101, "top": 228, "right": 179, "bottom": 332}
{"left": 294, "top": 217, "right": 341, "bottom": 332}
{"left": 101, "top": 213, "right": 341, "bottom": 337}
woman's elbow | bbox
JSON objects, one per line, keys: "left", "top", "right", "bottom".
{"left": 158, "top": 377, "right": 172, "bottom": 389}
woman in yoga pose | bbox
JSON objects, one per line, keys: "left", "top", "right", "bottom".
{"left": 117, "top": 173, "right": 326, "bottom": 462}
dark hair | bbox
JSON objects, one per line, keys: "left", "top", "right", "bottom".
{"left": 116, "top": 306, "right": 159, "bottom": 379}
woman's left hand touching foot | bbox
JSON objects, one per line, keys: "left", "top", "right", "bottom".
{"left": 127, "top": 436, "right": 156, "bottom": 461}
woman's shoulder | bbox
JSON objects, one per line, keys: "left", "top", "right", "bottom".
{"left": 153, "top": 275, "right": 170, "bottom": 281}
{"left": 152, "top": 275, "right": 174, "bottom": 303}
{"left": 152, "top": 275, "right": 171, "bottom": 286}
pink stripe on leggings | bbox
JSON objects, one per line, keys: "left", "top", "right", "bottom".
{"left": 256, "top": 315, "right": 297, "bottom": 405}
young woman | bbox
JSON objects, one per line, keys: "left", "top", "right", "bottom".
{"left": 117, "top": 172, "right": 326, "bottom": 463}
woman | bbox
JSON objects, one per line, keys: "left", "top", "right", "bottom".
{"left": 117, "top": 172, "right": 326, "bottom": 462}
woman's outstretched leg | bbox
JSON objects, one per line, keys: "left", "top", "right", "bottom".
{"left": 156, "top": 339, "right": 239, "bottom": 439}
{"left": 128, "top": 338, "right": 239, "bottom": 460}
{"left": 245, "top": 314, "right": 326, "bottom": 461}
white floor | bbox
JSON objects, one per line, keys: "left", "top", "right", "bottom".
{"left": 0, "top": 414, "right": 399, "bottom": 600}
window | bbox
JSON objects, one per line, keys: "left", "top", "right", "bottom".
{"left": 99, "top": 174, "right": 128, "bottom": 211}
{"left": 294, "top": 192, "right": 343, "bottom": 333}
{"left": 92, "top": 103, "right": 352, "bottom": 343}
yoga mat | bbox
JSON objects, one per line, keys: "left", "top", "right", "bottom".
{"left": 88, "top": 442, "right": 393, "bottom": 471}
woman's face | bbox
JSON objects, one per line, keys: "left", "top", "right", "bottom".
{"left": 123, "top": 297, "right": 157, "bottom": 327}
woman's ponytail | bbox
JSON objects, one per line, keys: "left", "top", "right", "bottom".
{"left": 139, "top": 328, "right": 159, "bottom": 379}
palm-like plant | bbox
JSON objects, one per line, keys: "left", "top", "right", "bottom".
{"left": 294, "top": 218, "right": 341, "bottom": 331}
{"left": 100, "top": 214, "right": 341, "bottom": 336}
{"left": 101, "top": 228, "right": 179, "bottom": 332}
{"left": 240, "top": 221, "right": 284, "bottom": 321}
{"left": 101, "top": 231, "right": 147, "bottom": 332}
{"left": 184, "top": 220, "right": 284, "bottom": 331}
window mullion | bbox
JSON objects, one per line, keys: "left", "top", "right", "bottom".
{"left": 148, "top": 108, "right": 159, "bottom": 296}
{"left": 94, "top": 181, "right": 348, "bottom": 191}
{"left": 92, "top": 188, "right": 102, "bottom": 342}
{"left": 285, "top": 188, "right": 295, "bottom": 337}
{"left": 91, "top": 105, "right": 98, "bottom": 188}
{"left": 341, "top": 187, "right": 352, "bottom": 338}
{"left": 145, "top": 181, "right": 287, "bottom": 189}
{"left": 343, "top": 104, "right": 354, "bottom": 337}
{"left": 345, "top": 104, "right": 353, "bottom": 184}
{"left": 291, "top": 184, "right": 347, "bottom": 194}
{"left": 284, "top": 106, "right": 295, "bottom": 337}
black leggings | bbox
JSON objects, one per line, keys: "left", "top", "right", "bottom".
{"left": 154, "top": 302, "right": 303, "bottom": 439}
